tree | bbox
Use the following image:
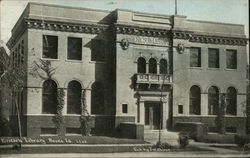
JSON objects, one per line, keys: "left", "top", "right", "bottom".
{"left": 0, "top": 60, "right": 26, "bottom": 138}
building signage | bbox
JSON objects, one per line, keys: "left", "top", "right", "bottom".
{"left": 133, "top": 36, "right": 168, "bottom": 46}
{"left": 122, "top": 35, "right": 169, "bottom": 46}
{"left": 0, "top": 137, "right": 87, "bottom": 144}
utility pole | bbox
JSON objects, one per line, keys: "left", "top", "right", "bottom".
{"left": 175, "top": 0, "right": 177, "bottom": 15}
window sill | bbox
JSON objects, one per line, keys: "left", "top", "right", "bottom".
{"left": 189, "top": 67, "right": 202, "bottom": 70}
{"left": 41, "top": 114, "right": 56, "bottom": 116}
{"left": 66, "top": 114, "right": 81, "bottom": 116}
{"left": 41, "top": 58, "right": 60, "bottom": 61}
{"left": 224, "top": 68, "right": 237, "bottom": 71}
{"left": 89, "top": 61, "right": 106, "bottom": 64}
{"left": 65, "top": 134, "right": 82, "bottom": 136}
{"left": 207, "top": 68, "right": 220, "bottom": 70}
{"left": 65, "top": 59, "right": 82, "bottom": 63}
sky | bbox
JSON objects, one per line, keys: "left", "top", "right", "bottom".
{"left": 0, "top": 0, "right": 249, "bottom": 44}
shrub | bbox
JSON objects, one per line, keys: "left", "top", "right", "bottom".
{"left": 178, "top": 132, "right": 189, "bottom": 149}
{"left": 235, "top": 135, "right": 249, "bottom": 147}
{"left": 153, "top": 141, "right": 172, "bottom": 149}
{"left": 0, "top": 118, "right": 12, "bottom": 136}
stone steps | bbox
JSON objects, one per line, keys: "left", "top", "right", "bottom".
{"left": 144, "top": 130, "right": 179, "bottom": 146}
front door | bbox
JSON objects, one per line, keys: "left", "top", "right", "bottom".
{"left": 145, "top": 102, "right": 161, "bottom": 129}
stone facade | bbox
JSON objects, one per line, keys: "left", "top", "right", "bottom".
{"left": 5, "top": 2, "right": 248, "bottom": 136}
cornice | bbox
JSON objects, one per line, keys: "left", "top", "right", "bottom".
{"left": 25, "top": 18, "right": 109, "bottom": 33}
{"left": 7, "top": 18, "right": 109, "bottom": 48}
{"left": 173, "top": 31, "right": 248, "bottom": 46}
{"left": 114, "top": 24, "right": 170, "bottom": 37}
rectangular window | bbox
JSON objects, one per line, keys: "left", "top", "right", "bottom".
{"left": 226, "top": 127, "right": 237, "bottom": 133}
{"left": 66, "top": 128, "right": 81, "bottom": 135}
{"left": 91, "top": 39, "right": 105, "bottom": 61}
{"left": 122, "top": 104, "right": 128, "bottom": 113}
{"left": 178, "top": 104, "right": 183, "bottom": 114}
{"left": 226, "top": 49, "right": 237, "bottom": 69}
{"left": 12, "top": 51, "right": 15, "bottom": 67}
{"left": 208, "top": 48, "right": 219, "bottom": 68}
{"left": 41, "top": 128, "right": 57, "bottom": 135}
{"left": 15, "top": 48, "right": 17, "bottom": 67}
{"left": 43, "top": 35, "right": 58, "bottom": 59}
{"left": 68, "top": 37, "right": 82, "bottom": 60}
{"left": 21, "top": 40, "right": 24, "bottom": 63}
{"left": 190, "top": 47, "right": 201, "bottom": 67}
{"left": 18, "top": 44, "right": 21, "bottom": 65}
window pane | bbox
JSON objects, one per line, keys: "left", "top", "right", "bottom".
{"left": 189, "top": 86, "right": 201, "bottom": 115}
{"left": 208, "top": 49, "right": 219, "bottom": 68}
{"left": 226, "top": 87, "right": 237, "bottom": 115}
{"left": 43, "top": 35, "right": 58, "bottom": 59}
{"left": 208, "top": 86, "right": 219, "bottom": 115}
{"left": 149, "top": 58, "right": 157, "bottom": 74}
{"left": 91, "top": 39, "right": 105, "bottom": 61}
{"left": 160, "top": 59, "right": 168, "bottom": 74}
{"left": 122, "top": 104, "right": 128, "bottom": 113}
{"left": 68, "top": 37, "right": 82, "bottom": 60}
{"left": 67, "top": 81, "right": 82, "bottom": 114}
{"left": 190, "top": 47, "right": 201, "bottom": 67}
{"left": 226, "top": 50, "right": 237, "bottom": 69}
{"left": 137, "top": 57, "right": 146, "bottom": 73}
{"left": 42, "top": 80, "right": 57, "bottom": 114}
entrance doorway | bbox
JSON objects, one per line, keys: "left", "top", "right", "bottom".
{"left": 144, "top": 102, "right": 161, "bottom": 129}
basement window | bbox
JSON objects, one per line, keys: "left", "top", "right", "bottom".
{"left": 43, "top": 35, "right": 58, "bottom": 59}
{"left": 226, "top": 127, "right": 237, "bottom": 133}
{"left": 66, "top": 128, "right": 81, "bottom": 135}
{"left": 41, "top": 128, "right": 57, "bottom": 135}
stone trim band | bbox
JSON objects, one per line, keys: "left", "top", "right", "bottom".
{"left": 173, "top": 31, "right": 248, "bottom": 46}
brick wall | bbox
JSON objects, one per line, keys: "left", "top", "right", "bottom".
{"left": 9, "top": 115, "right": 135, "bottom": 137}
{"left": 173, "top": 116, "right": 246, "bottom": 135}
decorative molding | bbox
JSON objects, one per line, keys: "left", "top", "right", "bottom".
{"left": 25, "top": 19, "right": 108, "bottom": 33}
{"left": 176, "top": 43, "right": 185, "bottom": 54}
{"left": 120, "top": 39, "right": 129, "bottom": 50}
{"left": 114, "top": 24, "right": 170, "bottom": 37}
{"left": 173, "top": 31, "right": 248, "bottom": 46}
{"left": 7, "top": 18, "right": 109, "bottom": 48}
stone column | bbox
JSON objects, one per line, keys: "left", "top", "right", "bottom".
{"left": 162, "top": 98, "right": 168, "bottom": 130}
{"left": 139, "top": 101, "right": 145, "bottom": 125}
{"left": 157, "top": 62, "right": 160, "bottom": 74}
{"left": 201, "top": 93, "right": 208, "bottom": 115}
{"left": 83, "top": 88, "right": 91, "bottom": 114}
{"left": 146, "top": 62, "right": 149, "bottom": 74}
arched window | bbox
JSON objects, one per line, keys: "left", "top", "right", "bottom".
{"left": 208, "top": 86, "right": 219, "bottom": 115}
{"left": 91, "top": 82, "right": 104, "bottom": 114}
{"left": 42, "top": 79, "right": 57, "bottom": 114}
{"left": 149, "top": 58, "right": 157, "bottom": 74}
{"left": 160, "top": 59, "right": 168, "bottom": 74}
{"left": 137, "top": 57, "right": 146, "bottom": 73}
{"left": 189, "top": 85, "right": 201, "bottom": 115}
{"left": 67, "top": 81, "right": 82, "bottom": 114}
{"left": 226, "top": 87, "right": 237, "bottom": 115}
